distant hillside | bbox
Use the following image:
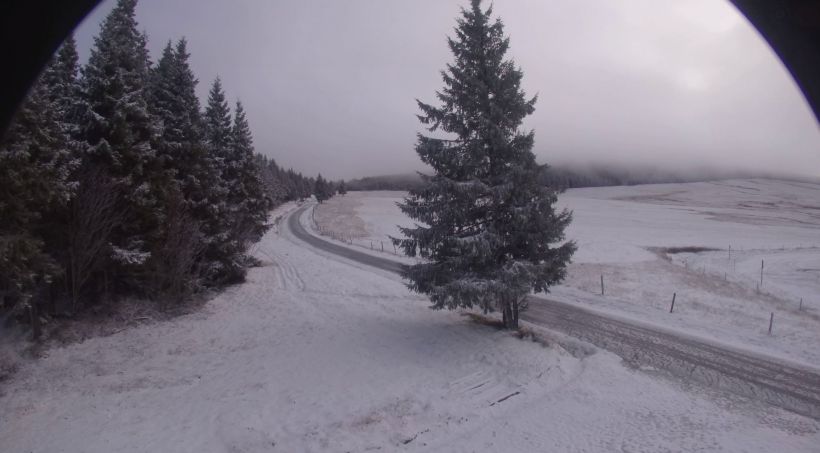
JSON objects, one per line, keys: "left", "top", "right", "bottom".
{"left": 539, "top": 165, "right": 768, "bottom": 190}
{"left": 346, "top": 165, "right": 816, "bottom": 192}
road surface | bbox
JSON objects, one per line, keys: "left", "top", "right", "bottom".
{"left": 285, "top": 204, "right": 820, "bottom": 419}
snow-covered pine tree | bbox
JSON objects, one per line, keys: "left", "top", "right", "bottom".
{"left": 146, "top": 38, "right": 218, "bottom": 299}
{"left": 301, "top": 175, "right": 314, "bottom": 201}
{"left": 314, "top": 174, "right": 330, "bottom": 203}
{"left": 0, "top": 69, "right": 76, "bottom": 320}
{"left": 393, "top": 0, "right": 575, "bottom": 329}
{"left": 149, "top": 40, "right": 222, "bottom": 221}
{"left": 337, "top": 180, "right": 347, "bottom": 196}
{"left": 202, "top": 77, "right": 244, "bottom": 282}
{"left": 204, "top": 77, "right": 233, "bottom": 153}
{"left": 40, "top": 35, "right": 80, "bottom": 136}
{"left": 254, "top": 154, "right": 288, "bottom": 206}
{"left": 77, "top": 0, "right": 162, "bottom": 289}
{"left": 37, "top": 36, "right": 83, "bottom": 241}
{"left": 229, "top": 101, "right": 271, "bottom": 249}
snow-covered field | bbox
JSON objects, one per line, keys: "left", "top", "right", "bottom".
{"left": 315, "top": 179, "right": 820, "bottom": 368}
{"left": 2, "top": 201, "right": 818, "bottom": 452}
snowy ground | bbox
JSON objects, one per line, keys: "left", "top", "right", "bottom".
{"left": 314, "top": 179, "right": 820, "bottom": 368}
{"left": 1, "top": 201, "right": 818, "bottom": 452}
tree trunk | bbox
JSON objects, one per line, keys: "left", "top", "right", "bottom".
{"left": 502, "top": 299, "right": 518, "bottom": 330}
{"left": 29, "top": 304, "right": 41, "bottom": 341}
{"left": 512, "top": 298, "right": 520, "bottom": 328}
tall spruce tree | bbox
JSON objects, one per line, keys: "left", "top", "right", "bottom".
{"left": 202, "top": 77, "right": 242, "bottom": 282}
{"left": 38, "top": 36, "right": 84, "bottom": 246}
{"left": 147, "top": 38, "right": 218, "bottom": 298}
{"left": 40, "top": 35, "right": 80, "bottom": 134}
{"left": 204, "top": 77, "right": 233, "bottom": 152}
{"left": 229, "top": 101, "right": 271, "bottom": 248}
{"left": 254, "top": 154, "right": 288, "bottom": 205}
{"left": 78, "top": 0, "right": 161, "bottom": 286}
{"left": 149, "top": 38, "right": 220, "bottom": 213}
{"left": 0, "top": 72, "right": 76, "bottom": 318}
{"left": 393, "top": 0, "right": 575, "bottom": 329}
{"left": 313, "top": 174, "right": 330, "bottom": 203}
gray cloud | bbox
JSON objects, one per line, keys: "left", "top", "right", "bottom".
{"left": 74, "top": 0, "right": 819, "bottom": 179}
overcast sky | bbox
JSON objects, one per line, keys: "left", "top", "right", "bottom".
{"left": 73, "top": 0, "right": 820, "bottom": 180}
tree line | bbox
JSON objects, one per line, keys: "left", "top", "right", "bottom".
{"left": 344, "top": 165, "right": 787, "bottom": 193}
{"left": 0, "top": 0, "right": 322, "bottom": 337}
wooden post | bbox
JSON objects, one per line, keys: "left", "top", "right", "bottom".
{"left": 728, "top": 244, "right": 731, "bottom": 261}
{"left": 670, "top": 292, "right": 676, "bottom": 313}
{"left": 370, "top": 241, "right": 373, "bottom": 250}
{"left": 29, "top": 305, "right": 41, "bottom": 341}
{"left": 768, "top": 312, "right": 774, "bottom": 335}
{"left": 381, "top": 241, "right": 384, "bottom": 252}
{"left": 799, "top": 298, "right": 803, "bottom": 311}
{"left": 600, "top": 274, "right": 604, "bottom": 296}
{"left": 393, "top": 243, "right": 397, "bottom": 254}
{"left": 760, "top": 260, "right": 764, "bottom": 287}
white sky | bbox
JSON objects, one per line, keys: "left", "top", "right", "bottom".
{"left": 74, "top": 0, "right": 820, "bottom": 180}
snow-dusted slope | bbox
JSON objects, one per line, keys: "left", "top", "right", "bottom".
{"left": 1, "top": 202, "right": 818, "bottom": 452}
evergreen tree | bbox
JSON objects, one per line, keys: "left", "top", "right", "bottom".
{"left": 204, "top": 77, "right": 233, "bottom": 151}
{"left": 148, "top": 39, "right": 219, "bottom": 216}
{"left": 77, "top": 0, "right": 161, "bottom": 288}
{"left": 0, "top": 74, "right": 76, "bottom": 320}
{"left": 147, "top": 38, "right": 217, "bottom": 299}
{"left": 301, "top": 174, "right": 314, "bottom": 200}
{"left": 40, "top": 35, "right": 80, "bottom": 133}
{"left": 229, "top": 101, "right": 271, "bottom": 247}
{"left": 200, "top": 77, "right": 237, "bottom": 282}
{"left": 38, "top": 36, "right": 84, "bottom": 264}
{"left": 393, "top": 0, "right": 575, "bottom": 329}
{"left": 337, "top": 180, "right": 347, "bottom": 196}
{"left": 314, "top": 174, "right": 330, "bottom": 203}
{"left": 255, "top": 154, "right": 288, "bottom": 206}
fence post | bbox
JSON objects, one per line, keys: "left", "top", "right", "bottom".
{"left": 381, "top": 241, "right": 384, "bottom": 252}
{"left": 799, "top": 298, "right": 803, "bottom": 311}
{"left": 768, "top": 312, "right": 774, "bottom": 335}
{"left": 600, "top": 274, "right": 604, "bottom": 296}
{"left": 670, "top": 293, "right": 676, "bottom": 313}
{"left": 760, "top": 260, "right": 764, "bottom": 287}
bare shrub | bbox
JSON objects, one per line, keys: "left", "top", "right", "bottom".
{"left": 67, "top": 165, "right": 122, "bottom": 311}
{"left": 148, "top": 188, "right": 206, "bottom": 306}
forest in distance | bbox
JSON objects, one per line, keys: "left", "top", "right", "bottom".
{"left": 346, "top": 164, "right": 819, "bottom": 192}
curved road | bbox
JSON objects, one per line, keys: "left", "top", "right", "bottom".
{"left": 286, "top": 205, "right": 820, "bottom": 419}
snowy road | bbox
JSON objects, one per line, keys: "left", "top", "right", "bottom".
{"left": 287, "top": 204, "right": 820, "bottom": 419}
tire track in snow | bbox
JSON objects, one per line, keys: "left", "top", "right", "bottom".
{"left": 285, "top": 204, "right": 820, "bottom": 420}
